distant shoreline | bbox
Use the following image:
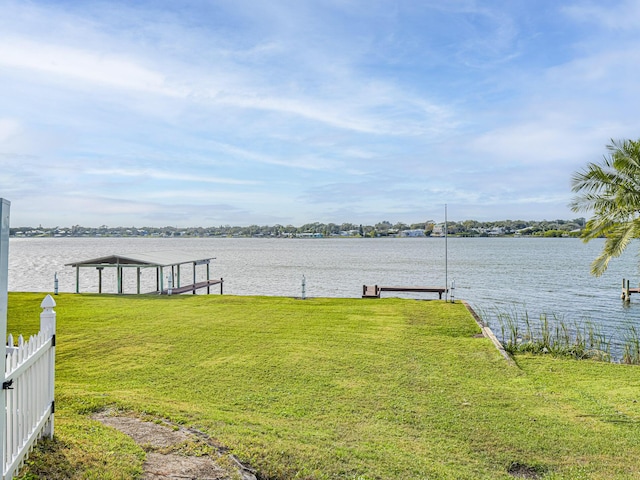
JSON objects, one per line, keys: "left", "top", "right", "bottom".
{"left": 10, "top": 218, "right": 585, "bottom": 239}
{"left": 9, "top": 233, "right": 581, "bottom": 239}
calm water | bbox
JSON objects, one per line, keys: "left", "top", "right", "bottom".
{"left": 8, "top": 236, "right": 640, "bottom": 349}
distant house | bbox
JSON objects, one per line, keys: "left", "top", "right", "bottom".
{"left": 432, "top": 224, "right": 445, "bottom": 237}
{"left": 401, "top": 229, "right": 426, "bottom": 237}
{"left": 296, "top": 232, "right": 323, "bottom": 238}
{"left": 339, "top": 230, "right": 360, "bottom": 237}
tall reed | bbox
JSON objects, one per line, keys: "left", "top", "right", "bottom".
{"left": 622, "top": 325, "right": 640, "bottom": 365}
{"left": 483, "top": 308, "right": 612, "bottom": 362}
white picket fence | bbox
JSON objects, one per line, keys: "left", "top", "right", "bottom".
{"left": 2, "top": 295, "right": 56, "bottom": 480}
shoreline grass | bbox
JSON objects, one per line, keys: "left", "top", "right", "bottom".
{"left": 482, "top": 306, "right": 640, "bottom": 364}
{"left": 8, "top": 292, "right": 640, "bottom": 479}
{"left": 489, "top": 308, "right": 612, "bottom": 361}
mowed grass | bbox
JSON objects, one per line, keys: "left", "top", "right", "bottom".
{"left": 7, "top": 292, "right": 640, "bottom": 479}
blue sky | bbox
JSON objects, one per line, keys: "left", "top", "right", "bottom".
{"left": 1, "top": 0, "right": 639, "bottom": 227}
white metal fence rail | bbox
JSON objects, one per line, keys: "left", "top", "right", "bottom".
{"left": 2, "top": 295, "right": 56, "bottom": 480}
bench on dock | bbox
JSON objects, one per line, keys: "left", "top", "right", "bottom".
{"left": 160, "top": 278, "right": 223, "bottom": 295}
{"left": 362, "top": 285, "right": 447, "bottom": 299}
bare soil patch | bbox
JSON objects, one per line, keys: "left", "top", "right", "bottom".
{"left": 507, "top": 462, "right": 545, "bottom": 479}
{"left": 94, "top": 410, "right": 257, "bottom": 480}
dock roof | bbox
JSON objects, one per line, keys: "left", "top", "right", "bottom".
{"left": 65, "top": 252, "right": 214, "bottom": 268}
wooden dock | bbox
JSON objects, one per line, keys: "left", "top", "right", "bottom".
{"left": 160, "top": 278, "right": 223, "bottom": 295}
{"left": 362, "top": 285, "right": 447, "bottom": 299}
{"left": 621, "top": 278, "right": 640, "bottom": 302}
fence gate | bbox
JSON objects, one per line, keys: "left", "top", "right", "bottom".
{"left": 2, "top": 296, "right": 56, "bottom": 479}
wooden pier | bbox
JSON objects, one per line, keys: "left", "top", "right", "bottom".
{"left": 362, "top": 285, "right": 447, "bottom": 299}
{"left": 621, "top": 278, "right": 640, "bottom": 302}
{"left": 160, "top": 278, "right": 223, "bottom": 295}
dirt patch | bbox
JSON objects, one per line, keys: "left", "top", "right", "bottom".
{"left": 144, "top": 453, "right": 230, "bottom": 480}
{"left": 507, "top": 462, "right": 545, "bottom": 479}
{"left": 94, "top": 411, "right": 257, "bottom": 480}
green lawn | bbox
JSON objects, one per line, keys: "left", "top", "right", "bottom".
{"left": 7, "top": 292, "right": 640, "bottom": 479}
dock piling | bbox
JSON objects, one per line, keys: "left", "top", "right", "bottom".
{"left": 621, "top": 278, "right": 640, "bottom": 302}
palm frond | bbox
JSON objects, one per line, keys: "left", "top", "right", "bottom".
{"left": 590, "top": 221, "right": 639, "bottom": 276}
{"left": 570, "top": 138, "right": 640, "bottom": 276}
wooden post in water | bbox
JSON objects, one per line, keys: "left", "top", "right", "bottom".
{"left": 622, "top": 278, "right": 631, "bottom": 302}
{"left": 192, "top": 262, "right": 197, "bottom": 294}
{"left": 117, "top": 266, "right": 123, "bottom": 294}
{"left": 97, "top": 267, "right": 103, "bottom": 293}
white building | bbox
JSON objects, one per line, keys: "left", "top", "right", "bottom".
{"left": 401, "top": 229, "right": 426, "bottom": 237}
{"left": 431, "top": 224, "right": 445, "bottom": 237}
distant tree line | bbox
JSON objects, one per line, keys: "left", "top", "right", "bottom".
{"left": 10, "top": 218, "right": 586, "bottom": 238}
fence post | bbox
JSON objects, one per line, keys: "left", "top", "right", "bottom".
{"left": 40, "top": 295, "right": 56, "bottom": 439}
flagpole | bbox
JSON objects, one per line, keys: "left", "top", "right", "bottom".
{"left": 444, "top": 204, "right": 448, "bottom": 302}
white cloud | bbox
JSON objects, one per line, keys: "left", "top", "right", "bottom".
{"left": 469, "top": 122, "right": 594, "bottom": 166}
{"left": 0, "top": 119, "right": 21, "bottom": 143}
{"left": 563, "top": 0, "right": 640, "bottom": 30}
{"left": 85, "top": 168, "right": 261, "bottom": 186}
{"left": 205, "top": 141, "right": 343, "bottom": 171}
{"left": 0, "top": 37, "right": 184, "bottom": 97}
{"left": 0, "top": 33, "right": 452, "bottom": 138}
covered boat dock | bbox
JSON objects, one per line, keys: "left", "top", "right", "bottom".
{"left": 65, "top": 252, "right": 223, "bottom": 295}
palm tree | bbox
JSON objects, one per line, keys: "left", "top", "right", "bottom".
{"left": 571, "top": 138, "right": 640, "bottom": 276}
